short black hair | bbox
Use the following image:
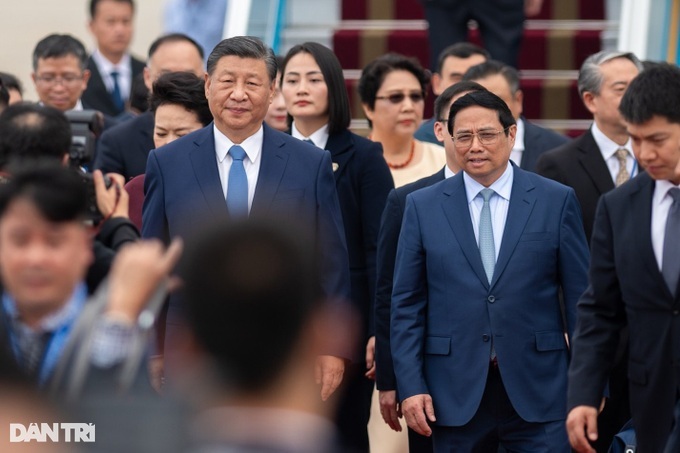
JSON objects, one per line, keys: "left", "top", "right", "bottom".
{"left": 358, "top": 53, "right": 430, "bottom": 127}
{"left": 0, "top": 72, "right": 23, "bottom": 95}
{"left": 281, "top": 42, "right": 350, "bottom": 135}
{"left": 434, "top": 81, "right": 487, "bottom": 121}
{"left": 0, "top": 103, "right": 71, "bottom": 168}
{"left": 89, "top": 0, "right": 134, "bottom": 18}
{"left": 436, "top": 43, "right": 490, "bottom": 75}
{"left": 149, "top": 72, "right": 212, "bottom": 126}
{"left": 619, "top": 62, "right": 680, "bottom": 125}
{"left": 32, "top": 34, "right": 88, "bottom": 72}
{"left": 0, "top": 79, "right": 8, "bottom": 110}
{"left": 0, "top": 161, "right": 88, "bottom": 223}
{"left": 448, "top": 90, "right": 516, "bottom": 136}
{"left": 462, "top": 59, "right": 521, "bottom": 94}
{"left": 180, "top": 219, "right": 322, "bottom": 393}
{"left": 207, "top": 36, "right": 277, "bottom": 82}
{"left": 147, "top": 33, "right": 204, "bottom": 61}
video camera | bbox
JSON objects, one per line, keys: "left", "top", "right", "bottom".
{"left": 65, "top": 110, "right": 110, "bottom": 222}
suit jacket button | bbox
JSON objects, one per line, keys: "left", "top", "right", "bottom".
{"left": 482, "top": 334, "right": 490, "bottom": 342}
{"left": 487, "top": 295, "right": 495, "bottom": 303}
{"left": 674, "top": 310, "right": 679, "bottom": 316}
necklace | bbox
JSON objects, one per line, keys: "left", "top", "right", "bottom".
{"left": 370, "top": 137, "right": 415, "bottom": 169}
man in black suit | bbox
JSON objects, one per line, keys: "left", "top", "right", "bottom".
{"left": 82, "top": 0, "right": 145, "bottom": 118}
{"left": 94, "top": 33, "right": 205, "bottom": 181}
{"left": 535, "top": 50, "right": 643, "bottom": 241}
{"left": 567, "top": 62, "right": 680, "bottom": 453}
{"left": 462, "top": 60, "right": 570, "bottom": 173}
{"left": 374, "top": 81, "right": 486, "bottom": 452}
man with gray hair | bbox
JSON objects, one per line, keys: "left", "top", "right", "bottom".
{"left": 535, "top": 49, "right": 643, "bottom": 452}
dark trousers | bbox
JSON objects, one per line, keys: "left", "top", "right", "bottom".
{"left": 422, "top": 0, "right": 524, "bottom": 70}
{"left": 334, "top": 363, "right": 374, "bottom": 452}
{"left": 431, "top": 363, "right": 569, "bottom": 452}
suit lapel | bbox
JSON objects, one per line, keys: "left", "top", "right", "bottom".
{"left": 629, "top": 174, "right": 675, "bottom": 300}
{"left": 577, "top": 130, "right": 615, "bottom": 195}
{"left": 441, "top": 174, "right": 490, "bottom": 289}
{"left": 491, "top": 167, "right": 536, "bottom": 287}
{"left": 188, "top": 125, "right": 228, "bottom": 217}
{"left": 325, "top": 130, "right": 354, "bottom": 180}
{"left": 87, "top": 58, "right": 116, "bottom": 113}
{"left": 250, "top": 125, "right": 289, "bottom": 216}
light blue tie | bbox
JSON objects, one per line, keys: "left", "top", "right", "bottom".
{"left": 226, "top": 145, "right": 248, "bottom": 217}
{"left": 110, "top": 70, "right": 124, "bottom": 113}
{"left": 479, "top": 188, "right": 496, "bottom": 284}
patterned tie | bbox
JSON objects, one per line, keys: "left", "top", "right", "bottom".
{"left": 110, "top": 70, "right": 125, "bottom": 113}
{"left": 662, "top": 187, "right": 680, "bottom": 296}
{"left": 226, "top": 145, "right": 249, "bottom": 217}
{"left": 615, "top": 148, "right": 630, "bottom": 187}
{"left": 479, "top": 188, "right": 496, "bottom": 284}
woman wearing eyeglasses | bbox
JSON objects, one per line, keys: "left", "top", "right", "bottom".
{"left": 280, "top": 42, "right": 395, "bottom": 452}
{"left": 359, "top": 53, "right": 446, "bottom": 188}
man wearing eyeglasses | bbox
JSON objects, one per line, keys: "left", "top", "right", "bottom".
{"left": 391, "top": 90, "right": 589, "bottom": 451}
{"left": 31, "top": 34, "right": 117, "bottom": 166}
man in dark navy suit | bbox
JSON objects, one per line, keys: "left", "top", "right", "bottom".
{"left": 374, "top": 80, "right": 485, "bottom": 452}
{"left": 94, "top": 33, "right": 205, "bottom": 181}
{"left": 142, "top": 36, "right": 351, "bottom": 401}
{"left": 391, "top": 90, "right": 589, "bottom": 451}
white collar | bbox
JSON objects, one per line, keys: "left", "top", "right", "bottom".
{"left": 91, "top": 48, "right": 132, "bottom": 75}
{"left": 653, "top": 179, "right": 680, "bottom": 206}
{"left": 512, "top": 118, "right": 525, "bottom": 152}
{"left": 463, "top": 162, "right": 514, "bottom": 204}
{"left": 444, "top": 165, "right": 456, "bottom": 179}
{"left": 291, "top": 122, "right": 330, "bottom": 149}
{"left": 591, "top": 122, "right": 633, "bottom": 160}
{"left": 213, "top": 124, "right": 264, "bottom": 165}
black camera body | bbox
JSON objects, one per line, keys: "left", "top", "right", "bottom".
{"left": 65, "top": 110, "right": 109, "bottom": 222}
{"left": 65, "top": 110, "right": 103, "bottom": 168}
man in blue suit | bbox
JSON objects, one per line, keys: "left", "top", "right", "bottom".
{"left": 391, "top": 90, "right": 589, "bottom": 451}
{"left": 142, "top": 36, "right": 351, "bottom": 400}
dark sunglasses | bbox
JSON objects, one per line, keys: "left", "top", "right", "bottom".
{"left": 375, "top": 92, "right": 425, "bottom": 104}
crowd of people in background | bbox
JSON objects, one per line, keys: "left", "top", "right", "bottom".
{"left": 1, "top": 0, "right": 680, "bottom": 452}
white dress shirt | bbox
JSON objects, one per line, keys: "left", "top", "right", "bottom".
{"left": 214, "top": 124, "right": 263, "bottom": 213}
{"left": 509, "top": 118, "right": 525, "bottom": 168}
{"left": 91, "top": 49, "right": 133, "bottom": 100}
{"left": 591, "top": 122, "right": 637, "bottom": 183}
{"left": 651, "top": 179, "right": 680, "bottom": 270}
{"left": 291, "top": 122, "right": 330, "bottom": 149}
{"left": 464, "top": 163, "right": 514, "bottom": 259}
{"left": 444, "top": 165, "right": 456, "bottom": 179}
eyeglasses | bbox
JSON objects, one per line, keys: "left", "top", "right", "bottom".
{"left": 375, "top": 92, "right": 425, "bottom": 104}
{"left": 451, "top": 127, "right": 510, "bottom": 149}
{"left": 35, "top": 74, "right": 84, "bottom": 86}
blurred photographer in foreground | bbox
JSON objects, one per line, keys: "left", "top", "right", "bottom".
{"left": 0, "top": 103, "right": 138, "bottom": 293}
{"left": 0, "top": 162, "right": 182, "bottom": 395}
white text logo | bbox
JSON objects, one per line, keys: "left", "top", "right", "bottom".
{"left": 9, "top": 423, "right": 95, "bottom": 442}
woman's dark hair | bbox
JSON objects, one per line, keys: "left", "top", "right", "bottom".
{"left": 358, "top": 53, "right": 430, "bottom": 127}
{"left": 358, "top": 53, "right": 430, "bottom": 110}
{"left": 280, "top": 42, "right": 350, "bottom": 135}
{"left": 149, "top": 72, "right": 212, "bottom": 127}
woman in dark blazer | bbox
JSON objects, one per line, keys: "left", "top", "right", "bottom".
{"left": 280, "top": 42, "right": 394, "bottom": 452}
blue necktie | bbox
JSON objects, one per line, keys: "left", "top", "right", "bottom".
{"left": 479, "top": 188, "right": 496, "bottom": 284}
{"left": 226, "top": 145, "right": 249, "bottom": 217}
{"left": 663, "top": 187, "right": 680, "bottom": 296}
{"left": 303, "top": 138, "right": 315, "bottom": 146}
{"left": 110, "top": 70, "right": 124, "bottom": 113}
